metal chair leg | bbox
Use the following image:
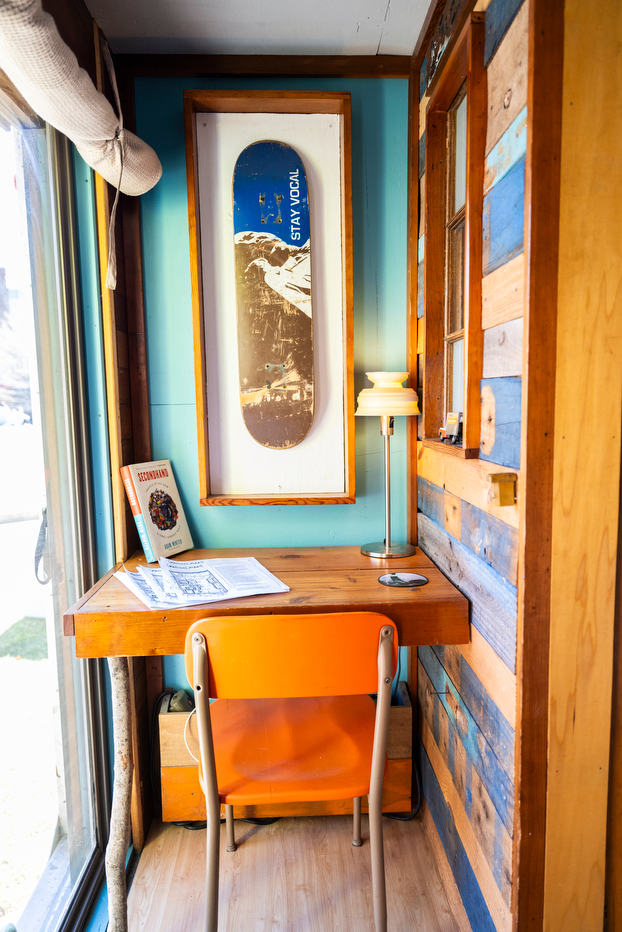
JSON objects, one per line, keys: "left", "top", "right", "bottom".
{"left": 352, "top": 796, "right": 363, "bottom": 846}
{"left": 225, "top": 804, "right": 237, "bottom": 852}
{"left": 368, "top": 791, "right": 387, "bottom": 932}
{"left": 367, "top": 624, "right": 393, "bottom": 932}
{"left": 193, "top": 634, "right": 221, "bottom": 932}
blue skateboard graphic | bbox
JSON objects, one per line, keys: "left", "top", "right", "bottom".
{"left": 233, "top": 141, "right": 313, "bottom": 450}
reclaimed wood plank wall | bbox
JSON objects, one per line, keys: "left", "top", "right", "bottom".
{"left": 415, "top": 0, "right": 527, "bottom": 927}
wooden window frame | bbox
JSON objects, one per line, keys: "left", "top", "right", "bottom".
{"left": 423, "top": 14, "right": 485, "bottom": 458}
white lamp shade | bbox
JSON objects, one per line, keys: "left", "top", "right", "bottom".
{"left": 355, "top": 371, "right": 420, "bottom": 417}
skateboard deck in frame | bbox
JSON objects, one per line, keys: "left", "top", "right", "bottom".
{"left": 233, "top": 141, "right": 313, "bottom": 450}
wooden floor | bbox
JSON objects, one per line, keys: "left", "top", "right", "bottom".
{"left": 128, "top": 805, "right": 471, "bottom": 932}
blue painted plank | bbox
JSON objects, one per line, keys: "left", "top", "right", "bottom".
{"left": 484, "top": 0, "right": 525, "bottom": 66}
{"left": 420, "top": 746, "right": 499, "bottom": 932}
{"left": 493, "top": 812, "right": 505, "bottom": 893}
{"left": 417, "top": 261, "right": 424, "bottom": 318}
{"left": 480, "top": 376, "right": 522, "bottom": 469}
{"left": 417, "top": 477, "right": 445, "bottom": 528}
{"left": 482, "top": 156, "right": 525, "bottom": 276}
{"left": 431, "top": 644, "right": 515, "bottom": 781}
{"left": 459, "top": 656, "right": 515, "bottom": 779}
{"left": 419, "top": 132, "right": 426, "bottom": 178}
{"left": 460, "top": 500, "right": 519, "bottom": 583}
{"left": 420, "top": 646, "right": 514, "bottom": 833}
{"left": 417, "top": 514, "right": 518, "bottom": 671}
{"left": 448, "top": 717, "right": 456, "bottom": 777}
{"left": 465, "top": 752, "right": 473, "bottom": 815}
{"left": 484, "top": 106, "right": 527, "bottom": 193}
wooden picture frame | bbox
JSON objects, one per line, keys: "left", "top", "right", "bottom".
{"left": 184, "top": 90, "right": 355, "bottom": 505}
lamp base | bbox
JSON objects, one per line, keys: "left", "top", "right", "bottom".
{"left": 360, "top": 541, "right": 417, "bottom": 559}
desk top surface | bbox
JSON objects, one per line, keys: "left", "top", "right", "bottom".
{"left": 64, "top": 545, "right": 469, "bottom": 658}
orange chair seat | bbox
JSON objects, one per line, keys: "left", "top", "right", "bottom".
{"left": 200, "top": 695, "right": 377, "bottom": 805}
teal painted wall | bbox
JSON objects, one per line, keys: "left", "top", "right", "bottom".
{"left": 133, "top": 76, "right": 409, "bottom": 688}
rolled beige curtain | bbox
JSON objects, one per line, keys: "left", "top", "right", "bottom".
{"left": 0, "top": 0, "right": 162, "bottom": 197}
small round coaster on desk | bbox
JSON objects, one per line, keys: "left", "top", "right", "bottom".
{"left": 378, "top": 572, "right": 429, "bottom": 588}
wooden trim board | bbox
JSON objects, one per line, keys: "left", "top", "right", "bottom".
{"left": 115, "top": 53, "right": 412, "bottom": 79}
{"left": 513, "top": 0, "right": 563, "bottom": 925}
{"left": 542, "top": 0, "right": 622, "bottom": 928}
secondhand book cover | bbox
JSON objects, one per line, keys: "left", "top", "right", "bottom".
{"left": 120, "top": 459, "right": 193, "bottom": 563}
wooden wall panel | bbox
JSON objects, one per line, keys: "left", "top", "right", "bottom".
{"left": 482, "top": 318, "right": 523, "bottom": 378}
{"left": 418, "top": 517, "right": 517, "bottom": 925}
{"left": 418, "top": 441, "right": 520, "bottom": 529}
{"left": 483, "top": 106, "right": 527, "bottom": 194}
{"left": 484, "top": 0, "right": 524, "bottom": 66}
{"left": 485, "top": 1, "right": 528, "bottom": 154}
{"left": 542, "top": 0, "right": 622, "bottom": 927}
{"left": 419, "top": 477, "right": 519, "bottom": 584}
{"left": 420, "top": 647, "right": 514, "bottom": 831}
{"left": 420, "top": 737, "right": 508, "bottom": 932}
{"left": 445, "top": 490, "right": 462, "bottom": 539}
{"left": 419, "top": 514, "right": 518, "bottom": 673}
{"left": 481, "top": 253, "right": 524, "bottom": 329}
{"left": 412, "top": 1, "right": 529, "bottom": 927}
{"left": 482, "top": 157, "right": 525, "bottom": 276}
{"left": 440, "top": 626, "right": 516, "bottom": 728}
{"left": 607, "top": 497, "right": 622, "bottom": 928}
{"left": 429, "top": 645, "right": 515, "bottom": 780}
{"left": 417, "top": 476, "right": 446, "bottom": 527}
{"left": 461, "top": 500, "right": 518, "bottom": 584}
{"left": 480, "top": 376, "right": 521, "bottom": 468}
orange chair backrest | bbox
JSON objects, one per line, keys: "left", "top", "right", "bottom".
{"left": 184, "top": 612, "right": 398, "bottom": 699}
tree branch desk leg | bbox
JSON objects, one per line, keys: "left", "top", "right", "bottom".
{"left": 106, "top": 657, "right": 133, "bottom": 932}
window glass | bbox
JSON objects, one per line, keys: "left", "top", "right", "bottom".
{"left": 453, "top": 94, "right": 467, "bottom": 214}
{"left": 449, "top": 337, "right": 464, "bottom": 413}
{"left": 0, "top": 115, "right": 105, "bottom": 931}
{"left": 444, "top": 84, "right": 467, "bottom": 419}
{"left": 448, "top": 219, "right": 465, "bottom": 333}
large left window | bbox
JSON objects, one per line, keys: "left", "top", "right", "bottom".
{"left": 0, "top": 96, "right": 110, "bottom": 931}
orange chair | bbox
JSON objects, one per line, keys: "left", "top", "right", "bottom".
{"left": 184, "top": 611, "right": 398, "bottom": 932}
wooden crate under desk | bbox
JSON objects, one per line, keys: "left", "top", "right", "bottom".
{"left": 159, "top": 682, "right": 413, "bottom": 821}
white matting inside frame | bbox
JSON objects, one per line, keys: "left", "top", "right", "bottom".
{"left": 195, "top": 112, "right": 345, "bottom": 495}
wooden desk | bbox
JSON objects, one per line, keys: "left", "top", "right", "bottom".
{"left": 64, "top": 545, "right": 469, "bottom": 656}
{"left": 64, "top": 545, "right": 469, "bottom": 870}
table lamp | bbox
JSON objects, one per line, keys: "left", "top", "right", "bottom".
{"left": 355, "top": 371, "right": 420, "bottom": 558}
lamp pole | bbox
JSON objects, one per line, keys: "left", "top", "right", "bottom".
{"left": 382, "top": 415, "right": 393, "bottom": 552}
{"left": 356, "top": 372, "right": 419, "bottom": 559}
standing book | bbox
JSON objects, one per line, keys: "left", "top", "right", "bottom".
{"left": 120, "top": 460, "right": 193, "bottom": 563}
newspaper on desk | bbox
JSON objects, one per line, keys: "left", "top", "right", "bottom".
{"left": 114, "top": 556, "right": 289, "bottom": 609}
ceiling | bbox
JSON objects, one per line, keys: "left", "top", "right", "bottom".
{"left": 83, "top": 0, "right": 433, "bottom": 57}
